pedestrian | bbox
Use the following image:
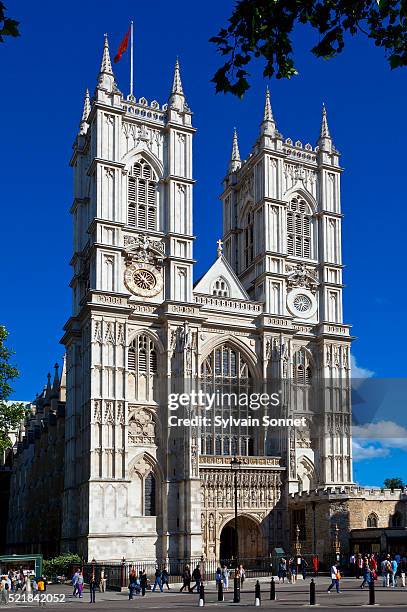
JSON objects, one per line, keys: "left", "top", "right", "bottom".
{"left": 89, "top": 573, "right": 97, "bottom": 604}
{"left": 289, "top": 557, "right": 297, "bottom": 583}
{"left": 390, "top": 557, "right": 398, "bottom": 587}
{"left": 278, "top": 558, "right": 287, "bottom": 583}
{"left": 191, "top": 565, "right": 201, "bottom": 592}
{"left": 356, "top": 554, "right": 363, "bottom": 579}
{"left": 221, "top": 565, "right": 229, "bottom": 591}
{"left": 180, "top": 565, "right": 191, "bottom": 593}
{"left": 381, "top": 555, "right": 391, "bottom": 587}
{"left": 161, "top": 566, "right": 170, "bottom": 590}
{"left": 99, "top": 568, "right": 107, "bottom": 593}
{"left": 140, "top": 569, "right": 147, "bottom": 596}
{"left": 77, "top": 571, "right": 84, "bottom": 598}
{"left": 128, "top": 569, "right": 137, "bottom": 599}
{"left": 152, "top": 567, "right": 163, "bottom": 592}
{"left": 400, "top": 556, "right": 406, "bottom": 587}
{"left": 72, "top": 569, "right": 79, "bottom": 597}
{"left": 301, "top": 557, "right": 308, "bottom": 579}
{"left": 327, "top": 563, "right": 341, "bottom": 593}
{"left": 312, "top": 555, "right": 319, "bottom": 577}
{"left": 239, "top": 564, "right": 245, "bottom": 587}
{"left": 360, "top": 558, "right": 371, "bottom": 588}
{"left": 37, "top": 576, "right": 46, "bottom": 607}
{"left": 215, "top": 567, "right": 222, "bottom": 588}
{"left": 0, "top": 577, "right": 8, "bottom": 606}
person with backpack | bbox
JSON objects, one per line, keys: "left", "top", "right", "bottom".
{"left": 327, "top": 563, "right": 341, "bottom": 593}
{"left": 180, "top": 565, "right": 191, "bottom": 593}
{"left": 190, "top": 565, "right": 201, "bottom": 592}
{"left": 37, "top": 576, "right": 46, "bottom": 607}
{"left": 381, "top": 555, "right": 391, "bottom": 587}
{"left": 77, "top": 571, "right": 84, "bottom": 598}
{"left": 360, "top": 558, "right": 372, "bottom": 588}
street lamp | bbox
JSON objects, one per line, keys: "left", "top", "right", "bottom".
{"left": 230, "top": 456, "right": 241, "bottom": 603}
{"left": 333, "top": 524, "right": 341, "bottom": 562}
{"left": 295, "top": 524, "right": 302, "bottom": 556}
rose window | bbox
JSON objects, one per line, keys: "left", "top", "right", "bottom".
{"left": 293, "top": 294, "right": 312, "bottom": 313}
{"left": 133, "top": 269, "right": 156, "bottom": 290}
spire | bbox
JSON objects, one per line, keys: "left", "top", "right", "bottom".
{"left": 59, "top": 354, "right": 67, "bottom": 402}
{"left": 172, "top": 57, "right": 184, "bottom": 95}
{"left": 100, "top": 33, "right": 113, "bottom": 75}
{"left": 261, "top": 86, "right": 276, "bottom": 136}
{"left": 318, "top": 102, "right": 332, "bottom": 153}
{"left": 168, "top": 57, "right": 186, "bottom": 111}
{"left": 97, "top": 34, "right": 115, "bottom": 93}
{"left": 320, "top": 103, "right": 331, "bottom": 139}
{"left": 229, "top": 127, "right": 241, "bottom": 173}
{"left": 79, "top": 88, "right": 91, "bottom": 135}
{"left": 45, "top": 372, "right": 52, "bottom": 400}
{"left": 51, "top": 363, "right": 60, "bottom": 399}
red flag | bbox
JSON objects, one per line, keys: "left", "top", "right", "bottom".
{"left": 114, "top": 27, "right": 130, "bottom": 63}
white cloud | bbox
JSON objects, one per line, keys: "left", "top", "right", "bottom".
{"left": 351, "top": 354, "right": 374, "bottom": 379}
{"left": 353, "top": 420, "right": 407, "bottom": 461}
{"left": 352, "top": 440, "right": 390, "bottom": 460}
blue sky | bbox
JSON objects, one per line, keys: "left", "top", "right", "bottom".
{"left": 2, "top": 1, "right": 406, "bottom": 486}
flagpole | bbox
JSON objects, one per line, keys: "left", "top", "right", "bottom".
{"left": 130, "top": 20, "right": 134, "bottom": 98}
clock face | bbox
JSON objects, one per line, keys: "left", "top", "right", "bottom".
{"left": 124, "top": 263, "right": 163, "bottom": 297}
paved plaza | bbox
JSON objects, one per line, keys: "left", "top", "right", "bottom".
{"left": 1, "top": 577, "right": 407, "bottom": 610}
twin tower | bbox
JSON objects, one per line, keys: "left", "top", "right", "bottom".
{"left": 61, "top": 34, "right": 353, "bottom": 560}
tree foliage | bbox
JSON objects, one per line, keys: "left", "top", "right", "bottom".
{"left": 0, "top": 325, "right": 25, "bottom": 455}
{"left": 210, "top": 0, "right": 407, "bottom": 96}
{"left": 43, "top": 553, "right": 82, "bottom": 579}
{"left": 384, "top": 477, "right": 404, "bottom": 490}
{"left": 0, "top": 2, "right": 19, "bottom": 43}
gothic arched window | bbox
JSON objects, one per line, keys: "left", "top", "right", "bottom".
{"left": 201, "top": 344, "right": 252, "bottom": 458}
{"left": 244, "top": 209, "right": 254, "bottom": 268}
{"left": 144, "top": 472, "right": 156, "bottom": 516}
{"left": 294, "top": 348, "right": 312, "bottom": 385}
{"left": 212, "top": 277, "right": 230, "bottom": 297}
{"left": 128, "top": 335, "right": 158, "bottom": 376}
{"left": 128, "top": 160, "right": 158, "bottom": 230}
{"left": 287, "top": 196, "right": 314, "bottom": 259}
{"left": 367, "top": 513, "right": 378, "bottom": 528}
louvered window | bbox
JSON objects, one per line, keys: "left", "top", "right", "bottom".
{"left": 127, "top": 160, "right": 158, "bottom": 230}
{"left": 128, "top": 334, "right": 158, "bottom": 375}
{"left": 294, "top": 348, "right": 313, "bottom": 386}
{"left": 287, "top": 196, "right": 314, "bottom": 259}
{"left": 144, "top": 472, "right": 156, "bottom": 516}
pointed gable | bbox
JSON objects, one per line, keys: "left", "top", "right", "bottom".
{"left": 194, "top": 255, "right": 249, "bottom": 300}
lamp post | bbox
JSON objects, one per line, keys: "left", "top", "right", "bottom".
{"left": 295, "top": 524, "right": 302, "bottom": 556}
{"left": 231, "top": 456, "right": 241, "bottom": 603}
{"left": 333, "top": 524, "right": 341, "bottom": 562}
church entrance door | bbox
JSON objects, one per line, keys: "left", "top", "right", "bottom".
{"left": 219, "top": 516, "right": 263, "bottom": 563}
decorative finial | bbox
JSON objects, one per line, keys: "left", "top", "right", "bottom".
{"left": 229, "top": 127, "right": 241, "bottom": 172}
{"left": 79, "top": 88, "right": 91, "bottom": 135}
{"left": 263, "top": 86, "right": 274, "bottom": 122}
{"left": 217, "top": 239, "right": 223, "bottom": 258}
{"left": 168, "top": 57, "right": 186, "bottom": 111}
{"left": 320, "top": 103, "right": 331, "bottom": 139}
{"left": 172, "top": 57, "right": 184, "bottom": 95}
{"left": 100, "top": 33, "right": 113, "bottom": 75}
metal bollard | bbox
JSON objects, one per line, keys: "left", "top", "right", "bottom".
{"left": 255, "top": 580, "right": 261, "bottom": 606}
{"left": 217, "top": 580, "right": 224, "bottom": 601}
{"left": 233, "top": 575, "right": 240, "bottom": 603}
{"left": 310, "top": 578, "right": 316, "bottom": 605}
{"left": 270, "top": 576, "right": 276, "bottom": 600}
{"left": 368, "top": 580, "right": 375, "bottom": 606}
{"left": 199, "top": 582, "right": 205, "bottom": 607}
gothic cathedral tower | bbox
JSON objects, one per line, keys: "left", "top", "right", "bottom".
{"left": 61, "top": 37, "right": 200, "bottom": 559}
{"left": 221, "top": 90, "right": 353, "bottom": 494}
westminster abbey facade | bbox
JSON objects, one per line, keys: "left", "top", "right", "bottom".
{"left": 6, "top": 35, "right": 354, "bottom": 562}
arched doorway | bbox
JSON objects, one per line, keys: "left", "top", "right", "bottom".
{"left": 219, "top": 516, "right": 263, "bottom": 562}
